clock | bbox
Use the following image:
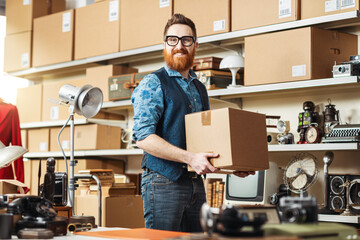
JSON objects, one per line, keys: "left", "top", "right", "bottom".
{"left": 305, "top": 126, "right": 322, "bottom": 143}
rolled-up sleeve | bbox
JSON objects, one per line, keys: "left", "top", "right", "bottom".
{"left": 131, "top": 74, "right": 164, "bottom": 141}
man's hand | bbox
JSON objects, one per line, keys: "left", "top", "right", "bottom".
{"left": 233, "top": 171, "right": 256, "bottom": 178}
{"left": 189, "top": 153, "right": 219, "bottom": 175}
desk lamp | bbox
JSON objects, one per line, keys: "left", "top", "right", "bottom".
{"left": 219, "top": 55, "right": 244, "bottom": 88}
{"left": 58, "top": 84, "right": 103, "bottom": 218}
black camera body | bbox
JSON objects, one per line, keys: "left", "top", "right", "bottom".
{"left": 279, "top": 196, "right": 318, "bottom": 224}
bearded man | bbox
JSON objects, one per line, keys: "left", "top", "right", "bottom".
{"left": 131, "top": 14, "right": 252, "bottom": 232}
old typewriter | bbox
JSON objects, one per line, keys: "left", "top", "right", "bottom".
{"left": 322, "top": 124, "right": 360, "bottom": 143}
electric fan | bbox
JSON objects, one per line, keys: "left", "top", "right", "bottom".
{"left": 284, "top": 152, "right": 319, "bottom": 196}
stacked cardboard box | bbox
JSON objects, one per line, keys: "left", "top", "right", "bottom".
{"left": 120, "top": 0, "right": 173, "bottom": 51}
{"left": 174, "top": 0, "right": 230, "bottom": 37}
{"left": 16, "top": 84, "right": 43, "bottom": 123}
{"left": 232, "top": 0, "right": 300, "bottom": 31}
{"left": 244, "top": 27, "right": 358, "bottom": 86}
{"left": 4, "top": 0, "right": 66, "bottom": 72}
{"left": 302, "top": 0, "right": 360, "bottom": 19}
{"left": 32, "top": 9, "right": 75, "bottom": 67}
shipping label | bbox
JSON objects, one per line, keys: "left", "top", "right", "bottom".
{"left": 279, "top": 0, "right": 291, "bottom": 18}
{"left": 21, "top": 53, "right": 30, "bottom": 68}
{"left": 62, "top": 12, "right": 71, "bottom": 33}
{"left": 62, "top": 140, "right": 70, "bottom": 150}
{"left": 50, "top": 106, "right": 59, "bottom": 120}
{"left": 23, "top": 0, "right": 31, "bottom": 5}
{"left": 159, "top": 0, "right": 170, "bottom": 8}
{"left": 325, "top": 0, "right": 340, "bottom": 12}
{"left": 109, "top": 0, "right": 119, "bottom": 22}
{"left": 213, "top": 20, "right": 225, "bottom": 32}
{"left": 341, "top": 0, "right": 355, "bottom": 9}
{"left": 292, "top": 64, "right": 306, "bottom": 77}
{"left": 39, "top": 142, "right": 48, "bottom": 151}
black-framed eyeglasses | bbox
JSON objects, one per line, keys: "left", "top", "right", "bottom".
{"left": 165, "top": 35, "right": 195, "bottom": 47}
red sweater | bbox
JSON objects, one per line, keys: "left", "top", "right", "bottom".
{"left": 0, "top": 102, "right": 25, "bottom": 183}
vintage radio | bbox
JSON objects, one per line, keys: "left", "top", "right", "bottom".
{"left": 193, "top": 57, "right": 222, "bottom": 70}
{"left": 333, "top": 55, "right": 360, "bottom": 78}
{"left": 327, "top": 174, "right": 360, "bottom": 213}
{"left": 108, "top": 71, "right": 151, "bottom": 101}
{"left": 195, "top": 69, "right": 243, "bottom": 90}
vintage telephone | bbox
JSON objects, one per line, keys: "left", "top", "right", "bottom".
{"left": 6, "top": 196, "right": 68, "bottom": 236}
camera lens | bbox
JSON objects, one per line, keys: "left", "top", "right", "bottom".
{"left": 284, "top": 208, "right": 307, "bottom": 223}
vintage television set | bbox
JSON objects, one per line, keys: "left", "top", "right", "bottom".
{"left": 224, "top": 161, "right": 280, "bottom": 206}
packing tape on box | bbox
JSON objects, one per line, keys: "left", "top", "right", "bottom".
{"left": 201, "top": 111, "right": 211, "bottom": 126}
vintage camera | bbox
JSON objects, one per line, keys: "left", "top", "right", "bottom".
{"left": 278, "top": 133, "right": 294, "bottom": 144}
{"left": 333, "top": 55, "right": 360, "bottom": 77}
{"left": 279, "top": 196, "right": 318, "bottom": 224}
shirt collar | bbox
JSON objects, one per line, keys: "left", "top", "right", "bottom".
{"left": 164, "top": 64, "right": 198, "bottom": 82}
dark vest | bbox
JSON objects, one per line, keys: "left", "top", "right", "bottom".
{"left": 141, "top": 67, "right": 210, "bottom": 181}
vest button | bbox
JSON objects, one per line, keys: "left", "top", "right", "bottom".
{"left": 189, "top": 105, "right": 192, "bottom": 108}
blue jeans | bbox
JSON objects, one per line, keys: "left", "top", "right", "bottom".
{"left": 141, "top": 169, "right": 206, "bottom": 232}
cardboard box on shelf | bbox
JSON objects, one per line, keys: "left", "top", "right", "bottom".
{"left": 50, "top": 0, "right": 66, "bottom": 14}
{"left": 185, "top": 108, "right": 269, "bottom": 171}
{"left": 42, "top": 79, "right": 87, "bottom": 122}
{"left": 33, "top": 9, "right": 74, "bottom": 67}
{"left": 56, "top": 159, "right": 125, "bottom": 175}
{"left": 4, "top": 31, "right": 32, "bottom": 72}
{"left": 301, "top": 0, "right": 359, "bottom": 19}
{"left": 75, "top": 194, "right": 144, "bottom": 227}
{"left": 244, "top": 27, "right": 358, "bottom": 86}
{"left": 27, "top": 128, "right": 50, "bottom": 152}
{"left": 74, "top": 124, "right": 121, "bottom": 150}
{"left": 23, "top": 159, "right": 31, "bottom": 191}
{"left": 74, "top": 0, "right": 121, "bottom": 60}
{"left": 120, "top": 0, "right": 172, "bottom": 51}
{"left": 16, "top": 84, "right": 42, "bottom": 123}
{"left": 49, "top": 126, "right": 70, "bottom": 152}
{"left": 86, "top": 64, "right": 138, "bottom": 102}
{"left": 5, "top": 0, "right": 48, "bottom": 35}
{"left": 174, "top": 0, "right": 230, "bottom": 37}
{"left": 232, "top": 0, "right": 300, "bottom": 31}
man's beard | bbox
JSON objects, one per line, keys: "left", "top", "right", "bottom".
{"left": 163, "top": 47, "right": 195, "bottom": 73}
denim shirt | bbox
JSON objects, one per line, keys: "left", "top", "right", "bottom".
{"left": 131, "top": 65, "right": 204, "bottom": 142}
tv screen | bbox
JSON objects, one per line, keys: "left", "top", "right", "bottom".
{"left": 226, "top": 171, "right": 265, "bottom": 203}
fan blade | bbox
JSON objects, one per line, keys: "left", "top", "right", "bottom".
{"left": 286, "top": 161, "right": 302, "bottom": 178}
{"left": 301, "top": 158, "right": 316, "bottom": 176}
{"left": 291, "top": 173, "right": 307, "bottom": 190}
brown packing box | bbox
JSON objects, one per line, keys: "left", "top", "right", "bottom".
{"left": 4, "top": 31, "right": 32, "bottom": 72}
{"left": 49, "top": 126, "right": 70, "bottom": 152}
{"left": 120, "top": 0, "right": 172, "bottom": 51}
{"left": 33, "top": 9, "right": 74, "bottom": 67}
{"left": 244, "top": 27, "right": 358, "bottom": 86}
{"left": 301, "top": 0, "right": 359, "bottom": 19}
{"left": 56, "top": 159, "right": 125, "bottom": 175}
{"left": 75, "top": 195, "right": 144, "bottom": 227}
{"left": 16, "top": 84, "right": 42, "bottom": 123}
{"left": 232, "top": 0, "right": 300, "bottom": 31}
{"left": 42, "top": 79, "right": 86, "bottom": 121}
{"left": 185, "top": 108, "right": 269, "bottom": 171}
{"left": 174, "top": 0, "right": 230, "bottom": 37}
{"left": 86, "top": 65, "right": 138, "bottom": 102}
{"left": 0, "top": 180, "right": 28, "bottom": 194}
{"left": 5, "top": 0, "right": 48, "bottom": 35}
{"left": 27, "top": 128, "right": 50, "bottom": 152}
{"left": 74, "top": 124, "right": 121, "bottom": 150}
{"left": 75, "top": 0, "right": 121, "bottom": 60}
